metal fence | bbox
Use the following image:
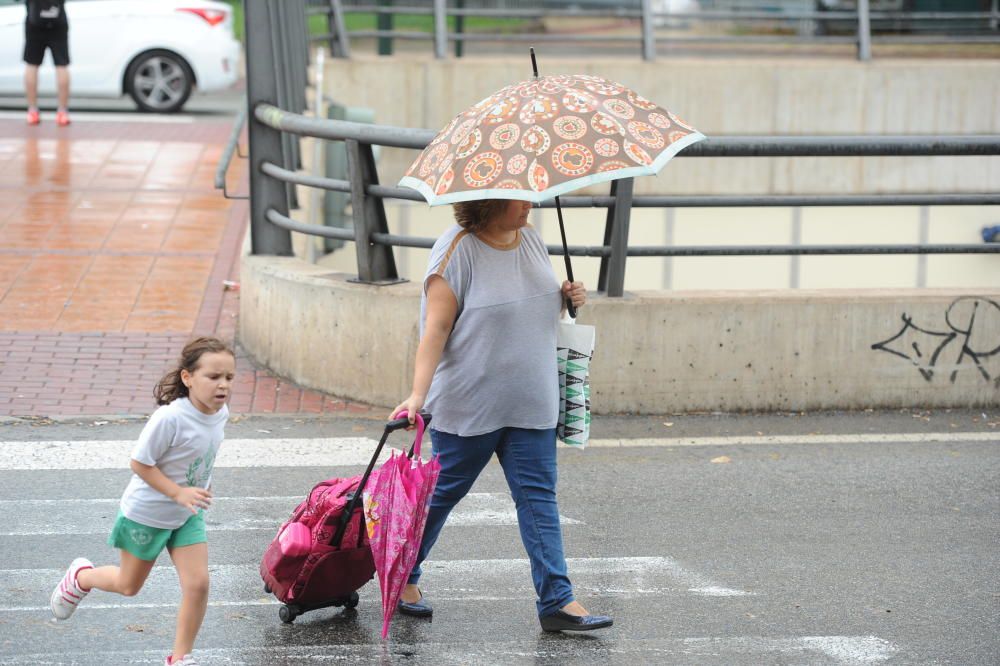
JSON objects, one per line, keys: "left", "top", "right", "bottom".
{"left": 232, "top": 0, "right": 1000, "bottom": 298}
{"left": 307, "top": 0, "right": 1000, "bottom": 62}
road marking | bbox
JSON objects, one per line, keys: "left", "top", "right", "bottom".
{"left": 0, "top": 437, "right": 381, "bottom": 470}
{"left": 0, "top": 431, "right": 994, "bottom": 470}
{"left": 0, "top": 492, "right": 580, "bottom": 536}
{"left": 0, "top": 636, "right": 897, "bottom": 664}
{"left": 0, "top": 111, "right": 195, "bottom": 123}
{"left": 587, "top": 432, "right": 998, "bottom": 448}
{"left": 0, "top": 556, "right": 749, "bottom": 612}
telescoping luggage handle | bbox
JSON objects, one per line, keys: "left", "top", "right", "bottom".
{"left": 332, "top": 410, "right": 430, "bottom": 547}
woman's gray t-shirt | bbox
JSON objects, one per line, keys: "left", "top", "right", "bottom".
{"left": 421, "top": 224, "right": 562, "bottom": 437}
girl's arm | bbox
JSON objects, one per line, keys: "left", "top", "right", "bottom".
{"left": 391, "top": 275, "right": 458, "bottom": 423}
{"left": 130, "top": 459, "right": 212, "bottom": 514}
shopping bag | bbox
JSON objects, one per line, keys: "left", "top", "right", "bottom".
{"left": 557, "top": 315, "right": 595, "bottom": 448}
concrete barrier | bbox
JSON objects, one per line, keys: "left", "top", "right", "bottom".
{"left": 240, "top": 254, "right": 1000, "bottom": 413}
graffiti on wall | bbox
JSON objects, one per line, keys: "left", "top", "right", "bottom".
{"left": 871, "top": 297, "right": 1000, "bottom": 386}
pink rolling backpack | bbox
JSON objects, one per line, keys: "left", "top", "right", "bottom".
{"left": 259, "top": 412, "right": 427, "bottom": 623}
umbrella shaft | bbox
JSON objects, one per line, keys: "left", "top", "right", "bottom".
{"left": 555, "top": 196, "right": 578, "bottom": 318}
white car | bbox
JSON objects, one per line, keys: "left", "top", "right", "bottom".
{"left": 0, "top": 0, "right": 241, "bottom": 112}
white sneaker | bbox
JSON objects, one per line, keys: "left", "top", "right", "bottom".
{"left": 165, "top": 655, "right": 199, "bottom": 665}
{"left": 50, "top": 557, "right": 93, "bottom": 620}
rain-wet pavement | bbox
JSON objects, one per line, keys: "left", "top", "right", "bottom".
{"left": 0, "top": 409, "right": 997, "bottom": 664}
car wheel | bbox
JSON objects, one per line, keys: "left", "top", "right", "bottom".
{"left": 125, "top": 50, "right": 194, "bottom": 113}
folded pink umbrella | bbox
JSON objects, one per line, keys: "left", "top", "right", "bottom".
{"left": 362, "top": 410, "right": 440, "bottom": 639}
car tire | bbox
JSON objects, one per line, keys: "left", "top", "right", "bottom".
{"left": 125, "top": 49, "right": 194, "bottom": 114}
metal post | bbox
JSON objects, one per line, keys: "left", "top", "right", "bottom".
{"left": 345, "top": 139, "right": 400, "bottom": 283}
{"left": 597, "top": 180, "right": 617, "bottom": 293}
{"left": 597, "top": 178, "right": 634, "bottom": 297}
{"left": 287, "top": 0, "right": 305, "bottom": 114}
{"left": 433, "top": 0, "right": 447, "bottom": 59}
{"left": 244, "top": 0, "right": 293, "bottom": 256}
{"left": 295, "top": 0, "right": 310, "bottom": 112}
{"left": 329, "top": 0, "right": 351, "bottom": 58}
{"left": 857, "top": 0, "right": 872, "bottom": 62}
{"left": 307, "top": 46, "right": 327, "bottom": 265}
{"left": 378, "top": 0, "right": 393, "bottom": 56}
{"left": 640, "top": 0, "right": 655, "bottom": 62}
{"left": 273, "top": 3, "right": 300, "bottom": 208}
{"left": 455, "top": 0, "right": 464, "bottom": 58}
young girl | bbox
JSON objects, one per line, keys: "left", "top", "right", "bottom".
{"left": 50, "top": 337, "right": 236, "bottom": 666}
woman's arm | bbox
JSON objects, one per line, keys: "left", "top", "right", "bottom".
{"left": 392, "top": 275, "right": 459, "bottom": 423}
{"left": 130, "top": 459, "right": 212, "bottom": 514}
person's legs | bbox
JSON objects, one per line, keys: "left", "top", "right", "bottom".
{"left": 24, "top": 65, "right": 39, "bottom": 112}
{"left": 167, "top": 542, "right": 209, "bottom": 661}
{"left": 51, "top": 28, "right": 70, "bottom": 123}
{"left": 401, "top": 428, "right": 501, "bottom": 602}
{"left": 23, "top": 24, "right": 44, "bottom": 122}
{"left": 77, "top": 549, "right": 157, "bottom": 596}
{"left": 55, "top": 66, "right": 69, "bottom": 111}
{"left": 496, "top": 427, "right": 575, "bottom": 617}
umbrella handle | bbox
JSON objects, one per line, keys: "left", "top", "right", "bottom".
{"left": 390, "top": 409, "right": 426, "bottom": 459}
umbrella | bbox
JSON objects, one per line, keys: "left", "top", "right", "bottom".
{"left": 398, "top": 52, "right": 705, "bottom": 207}
{"left": 362, "top": 411, "right": 440, "bottom": 639}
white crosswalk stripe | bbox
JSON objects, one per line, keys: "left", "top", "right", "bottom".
{"left": 0, "top": 556, "right": 750, "bottom": 613}
{"left": 0, "top": 492, "right": 581, "bottom": 536}
{"left": 0, "top": 636, "right": 898, "bottom": 665}
{"left": 1, "top": 431, "right": 993, "bottom": 470}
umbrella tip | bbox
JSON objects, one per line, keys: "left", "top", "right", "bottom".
{"left": 529, "top": 47, "right": 538, "bottom": 78}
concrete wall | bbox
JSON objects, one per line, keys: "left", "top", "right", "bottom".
{"left": 323, "top": 56, "right": 1000, "bottom": 196}
{"left": 240, "top": 255, "right": 1000, "bottom": 413}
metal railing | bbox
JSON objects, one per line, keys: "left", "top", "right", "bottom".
{"left": 244, "top": 0, "right": 1000, "bottom": 297}
{"left": 308, "top": 0, "right": 1000, "bottom": 62}
{"left": 248, "top": 111, "right": 1000, "bottom": 296}
{"left": 214, "top": 107, "right": 248, "bottom": 200}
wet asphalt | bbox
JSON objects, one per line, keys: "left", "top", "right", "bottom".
{"left": 0, "top": 408, "right": 997, "bottom": 665}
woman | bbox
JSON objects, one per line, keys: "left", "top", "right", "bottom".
{"left": 392, "top": 198, "right": 612, "bottom": 632}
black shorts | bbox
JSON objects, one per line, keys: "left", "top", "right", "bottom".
{"left": 23, "top": 24, "right": 70, "bottom": 67}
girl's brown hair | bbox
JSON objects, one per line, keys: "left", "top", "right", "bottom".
{"left": 154, "top": 337, "right": 235, "bottom": 406}
{"left": 453, "top": 199, "right": 511, "bottom": 234}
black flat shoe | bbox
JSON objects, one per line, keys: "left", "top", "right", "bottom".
{"left": 539, "top": 610, "right": 613, "bottom": 632}
{"left": 397, "top": 591, "right": 433, "bottom": 618}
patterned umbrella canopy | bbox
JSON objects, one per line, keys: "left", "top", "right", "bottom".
{"left": 399, "top": 73, "right": 705, "bottom": 206}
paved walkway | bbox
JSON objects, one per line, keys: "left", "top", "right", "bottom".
{"left": 0, "top": 116, "right": 376, "bottom": 419}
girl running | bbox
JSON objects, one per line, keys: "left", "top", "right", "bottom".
{"left": 50, "top": 337, "right": 236, "bottom": 666}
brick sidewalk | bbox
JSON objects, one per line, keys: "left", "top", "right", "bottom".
{"left": 0, "top": 118, "right": 376, "bottom": 418}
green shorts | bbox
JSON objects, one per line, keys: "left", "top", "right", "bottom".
{"left": 107, "top": 511, "right": 207, "bottom": 561}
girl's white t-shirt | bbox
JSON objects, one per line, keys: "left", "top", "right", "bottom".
{"left": 120, "top": 397, "right": 229, "bottom": 529}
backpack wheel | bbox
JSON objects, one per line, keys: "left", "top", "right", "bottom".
{"left": 345, "top": 592, "right": 360, "bottom": 609}
{"left": 264, "top": 584, "right": 272, "bottom": 595}
{"left": 279, "top": 604, "right": 297, "bottom": 623}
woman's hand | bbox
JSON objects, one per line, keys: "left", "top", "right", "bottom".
{"left": 172, "top": 486, "right": 213, "bottom": 514}
{"left": 562, "top": 281, "right": 587, "bottom": 309}
{"left": 391, "top": 394, "right": 425, "bottom": 426}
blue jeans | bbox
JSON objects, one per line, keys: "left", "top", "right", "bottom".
{"left": 407, "top": 426, "right": 574, "bottom": 617}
